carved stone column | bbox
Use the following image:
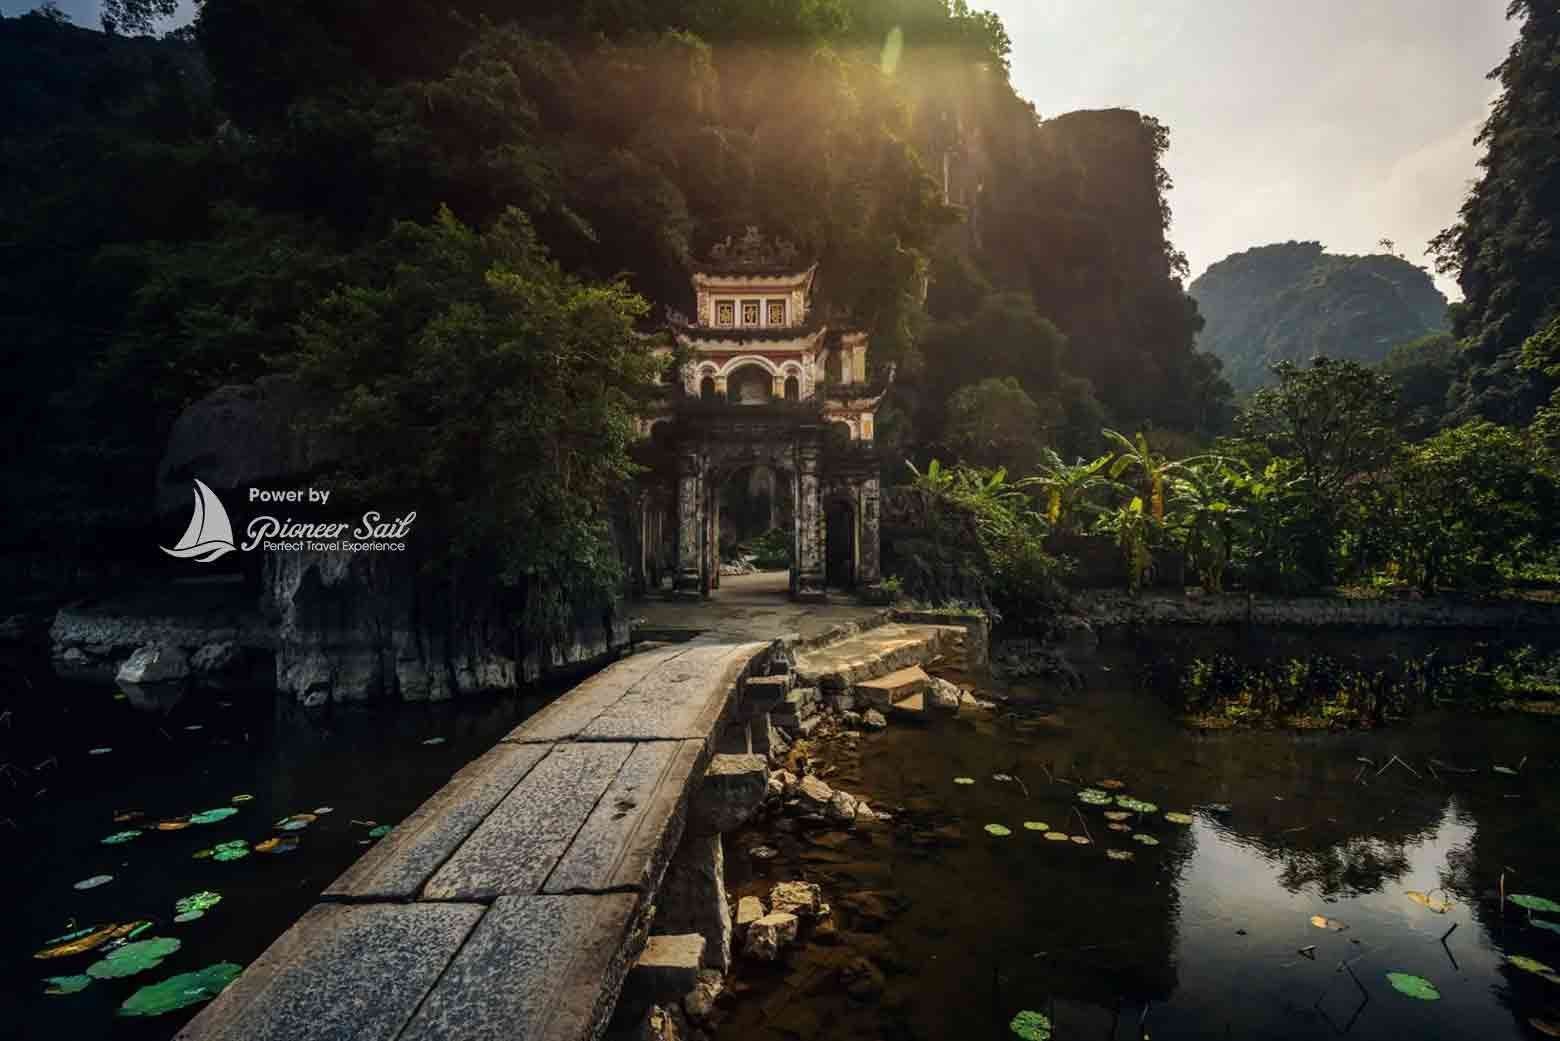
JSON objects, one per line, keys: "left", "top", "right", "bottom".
{"left": 674, "top": 448, "right": 703, "bottom": 599}
{"left": 858, "top": 475, "right": 882, "bottom": 586}
{"left": 794, "top": 438, "right": 826, "bottom": 601}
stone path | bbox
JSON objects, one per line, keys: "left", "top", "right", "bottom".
{"left": 633, "top": 571, "right": 886, "bottom": 645}
{"left": 176, "top": 638, "right": 774, "bottom": 1041}
{"left": 793, "top": 622, "right": 967, "bottom": 692}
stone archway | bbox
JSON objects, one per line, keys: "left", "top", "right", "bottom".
{"left": 824, "top": 494, "right": 857, "bottom": 590}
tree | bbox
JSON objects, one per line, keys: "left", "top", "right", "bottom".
{"left": 1380, "top": 332, "right": 1459, "bottom": 438}
{"left": 101, "top": 0, "right": 179, "bottom": 35}
{"left": 944, "top": 377, "right": 1053, "bottom": 474}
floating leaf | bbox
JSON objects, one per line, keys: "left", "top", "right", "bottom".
{"left": 952, "top": 777, "right": 975, "bottom": 786}
{"left": 1132, "top": 834, "right": 1160, "bottom": 846}
{"left": 175, "top": 891, "right": 222, "bottom": 916}
{"left": 1115, "top": 797, "right": 1158, "bottom": 814}
{"left": 1509, "top": 954, "right": 1559, "bottom": 980}
{"left": 156, "top": 820, "right": 191, "bottom": 831}
{"left": 46, "top": 926, "right": 96, "bottom": 945}
{"left": 1069, "top": 835, "right": 1091, "bottom": 846}
{"left": 256, "top": 836, "right": 299, "bottom": 854}
{"left": 276, "top": 813, "right": 317, "bottom": 831}
{"left": 1097, "top": 779, "right": 1126, "bottom": 790}
{"left": 43, "top": 974, "right": 93, "bottom": 995}
{"left": 112, "top": 810, "right": 143, "bottom": 823}
{"left": 1406, "top": 890, "right": 1452, "bottom": 914}
{"left": 1164, "top": 812, "right": 1194, "bottom": 825}
{"left": 74, "top": 875, "right": 114, "bottom": 891}
{"left": 1021, "top": 821, "right": 1048, "bottom": 832}
{"left": 35, "top": 921, "right": 145, "bottom": 959}
{"left": 993, "top": 773, "right": 1014, "bottom": 782}
{"left": 1493, "top": 765, "right": 1518, "bottom": 776}
{"left": 118, "top": 962, "right": 243, "bottom": 1017}
{"left": 101, "top": 830, "right": 142, "bottom": 845}
{"left": 190, "top": 807, "right": 239, "bottom": 825}
{"left": 86, "top": 937, "right": 182, "bottom": 980}
{"left": 985, "top": 824, "right": 1012, "bottom": 837}
{"left": 1107, "top": 822, "right": 1132, "bottom": 832}
{"left": 88, "top": 748, "right": 112, "bottom": 756}
{"left": 1107, "top": 849, "right": 1135, "bottom": 861}
{"left": 1511, "top": 894, "right": 1560, "bottom": 914}
{"left": 1103, "top": 811, "right": 1131, "bottom": 822}
{"left": 1531, "top": 1018, "right": 1560, "bottom": 1037}
{"left": 211, "top": 839, "right": 250, "bottom": 862}
{"left": 1077, "top": 788, "right": 1112, "bottom": 805}
{"left": 230, "top": 794, "right": 253, "bottom": 803}
{"left": 127, "top": 922, "right": 152, "bottom": 940}
{"left": 422, "top": 737, "right": 446, "bottom": 746}
{"left": 312, "top": 806, "right": 334, "bottom": 815}
{"left": 368, "top": 825, "right": 392, "bottom": 839}
{"left": 1533, "top": 919, "right": 1560, "bottom": 936}
{"left": 1310, "top": 915, "right": 1348, "bottom": 932}
{"left": 1043, "top": 831, "right": 1070, "bottom": 842}
{"left": 173, "top": 912, "right": 204, "bottom": 924}
{"left": 1009, "top": 1010, "right": 1052, "bottom": 1040}
{"left": 191, "top": 848, "right": 213, "bottom": 860}
{"left": 1385, "top": 972, "right": 1440, "bottom": 1000}
{"left": 184, "top": 724, "right": 203, "bottom": 731}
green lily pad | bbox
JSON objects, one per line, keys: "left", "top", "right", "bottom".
{"left": 1533, "top": 919, "right": 1560, "bottom": 936}
{"left": 118, "top": 962, "right": 243, "bottom": 1017}
{"left": 173, "top": 911, "right": 204, "bottom": 924}
{"left": 45, "top": 926, "right": 96, "bottom": 945}
{"left": 1132, "top": 834, "right": 1160, "bottom": 846}
{"left": 368, "top": 825, "right": 392, "bottom": 839}
{"left": 953, "top": 777, "right": 975, "bottom": 786}
{"left": 175, "top": 891, "right": 222, "bottom": 916}
{"left": 189, "top": 807, "right": 239, "bottom": 825}
{"left": 101, "top": 830, "right": 142, "bottom": 845}
{"left": 1009, "top": 1010, "right": 1052, "bottom": 1040}
{"left": 86, "top": 937, "right": 182, "bottom": 980}
{"left": 192, "top": 848, "right": 213, "bottom": 860}
{"left": 1116, "top": 797, "right": 1158, "bottom": 814}
{"left": 1022, "top": 821, "right": 1049, "bottom": 831}
{"left": 985, "top": 824, "right": 1012, "bottom": 837}
{"left": 1493, "top": 765, "right": 1518, "bottom": 775}
{"left": 1511, "top": 894, "right": 1560, "bottom": 914}
{"left": 256, "top": 836, "right": 300, "bottom": 854}
{"left": 1164, "top": 812, "right": 1194, "bottom": 825}
{"left": 44, "top": 974, "right": 94, "bottom": 995}
{"left": 74, "top": 874, "right": 114, "bottom": 890}
{"left": 1509, "top": 954, "right": 1558, "bottom": 977}
{"left": 1077, "top": 788, "right": 1112, "bottom": 805}
{"left": 127, "top": 922, "right": 152, "bottom": 940}
{"left": 312, "top": 806, "right": 334, "bottom": 814}
{"left": 230, "top": 793, "right": 253, "bottom": 803}
{"left": 1107, "top": 849, "right": 1135, "bottom": 861}
{"left": 211, "top": 839, "right": 250, "bottom": 862}
{"left": 1386, "top": 972, "right": 1440, "bottom": 1000}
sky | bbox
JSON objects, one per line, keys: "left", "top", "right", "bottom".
{"left": 8, "top": 1, "right": 1520, "bottom": 300}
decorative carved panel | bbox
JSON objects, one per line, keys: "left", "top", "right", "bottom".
{"left": 716, "top": 301, "right": 735, "bottom": 328}
{"left": 767, "top": 300, "right": 786, "bottom": 327}
{"left": 741, "top": 300, "right": 761, "bottom": 327}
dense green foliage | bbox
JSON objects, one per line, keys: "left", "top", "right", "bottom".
{"left": 1188, "top": 242, "right": 1449, "bottom": 393}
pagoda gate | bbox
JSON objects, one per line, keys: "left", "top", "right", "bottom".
{"left": 633, "top": 229, "right": 888, "bottom": 601}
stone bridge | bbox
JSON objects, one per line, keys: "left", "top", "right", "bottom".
{"left": 175, "top": 597, "right": 983, "bottom": 1041}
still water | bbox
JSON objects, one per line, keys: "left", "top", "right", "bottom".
{"left": 1, "top": 656, "right": 552, "bottom": 1039}
{"left": 719, "top": 659, "right": 1560, "bottom": 1041}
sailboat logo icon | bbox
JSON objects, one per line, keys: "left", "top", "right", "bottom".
{"left": 161, "top": 479, "right": 238, "bottom": 562}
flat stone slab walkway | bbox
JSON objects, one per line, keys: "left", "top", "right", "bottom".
{"left": 176, "top": 638, "right": 773, "bottom": 1041}
{"left": 633, "top": 571, "right": 886, "bottom": 645}
{"left": 793, "top": 622, "right": 966, "bottom": 690}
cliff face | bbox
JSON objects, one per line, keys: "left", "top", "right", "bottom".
{"left": 1189, "top": 242, "right": 1449, "bottom": 392}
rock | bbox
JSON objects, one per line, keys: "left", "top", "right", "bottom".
{"left": 770, "top": 880, "right": 822, "bottom": 917}
{"left": 190, "top": 640, "right": 242, "bottom": 675}
{"left": 854, "top": 800, "right": 877, "bottom": 823}
{"left": 656, "top": 834, "right": 733, "bottom": 971}
{"left": 744, "top": 674, "right": 792, "bottom": 709}
{"left": 61, "top": 647, "right": 88, "bottom": 665}
{"left": 766, "top": 769, "right": 796, "bottom": 801}
{"left": 632, "top": 934, "right": 707, "bottom": 998}
{"left": 747, "top": 845, "right": 779, "bottom": 862}
{"left": 841, "top": 955, "right": 886, "bottom": 1000}
{"left": 826, "top": 790, "right": 859, "bottom": 823}
{"left": 683, "top": 969, "right": 724, "bottom": 1020}
{"left": 796, "top": 775, "right": 834, "bottom": 811}
{"left": 927, "top": 678, "right": 962, "bottom": 713}
{"left": 748, "top": 713, "right": 782, "bottom": 755}
{"left": 853, "top": 665, "right": 931, "bottom": 710}
{"left": 861, "top": 709, "right": 887, "bottom": 730}
{"left": 825, "top": 691, "right": 858, "bottom": 712}
{"left": 637, "top": 1005, "right": 685, "bottom": 1041}
{"left": 744, "top": 912, "right": 799, "bottom": 960}
{"left": 115, "top": 643, "right": 189, "bottom": 684}
{"left": 840, "top": 710, "right": 862, "bottom": 729}
{"left": 689, "top": 754, "right": 769, "bottom": 834}
{"left": 735, "top": 895, "right": 766, "bottom": 937}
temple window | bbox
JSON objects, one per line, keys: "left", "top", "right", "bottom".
{"left": 784, "top": 376, "right": 800, "bottom": 402}
{"left": 741, "top": 300, "right": 761, "bottom": 327}
{"left": 715, "top": 301, "right": 735, "bottom": 328}
{"left": 767, "top": 300, "right": 786, "bottom": 327}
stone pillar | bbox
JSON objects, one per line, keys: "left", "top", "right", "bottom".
{"left": 772, "top": 373, "right": 785, "bottom": 399}
{"left": 709, "top": 489, "right": 721, "bottom": 591}
{"left": 656, "top": 834, "right": 732, "bottom": 971}
{"left": 713, "top": 375, "right": 728, "bottom": 399}
{"left": 674, "top": 450, "right": 702, "bottom": 599}
{"left": 795, "top": 440, "right": 826, "bottom": 601}
{"left": 859, "top": 476, "right": 882, "bottom": 586}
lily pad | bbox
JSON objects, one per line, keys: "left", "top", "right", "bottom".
{"left": 1077, "top": 788, "right": 1112, "bottom": 805}
{"left": 35, "top": 921, "right": 144, "bottom": 959}
{"left": 1043, "top": 831, "right": 1070, "bottom": 842}
{"left": 43, "top": 974, "right": 93, "bottom": 995}
{"left": 1107, "top": 822, "right": 1132, "bottom": 832}
{"left": 1097, "top": 779, "right": 1126, "bottom": 790}
{"left": 1132, "top": 834, "right": 1160, "bottom": 846}
{"left": 1164, "top": 812, "right": 1194, "bottom": 825}
{"left": 953, "top": 777, "right": 976, "bottom": 786}
{"left": 256, "top": 836, "right": 300, "bottom": 854}
{"left": 118, "top": 962, "right": 243, "bottom": 1017}
{"left": 112, "top": 810, "right": 143, "bottom": 823}
{"left": 211, "top": 839, "right": 250, "bottom": 862}
{"left": 1021, "top": 821, "right": 1049, "bottom": 832}
{"left": 88, "top": 747, "right": 112, "bottom": 756}
{"left": 312, "top": 806, "right": 334, "bottom": 815}
{"left": 230, "top": 794, "right": 253, "bottom": 803}
{"left": 191, "top": 848, "right": 213, "bottom": 860}
{"left": 1511, "top": 894, "right": 1560, "bottom": 914}
{"left": 86, "top": 937, "right": 182, "bottom": 979}
{"left": 1115, "top": 796, "right": 1158, "bottom": 814}
{"left": 276, "top": 812, "right": 317, "bottom": 831}
{"left": 985, "top": 824, "right": 1012, "bottom": 837}
{"left": 1310, "top": 915, "right": 1348, "bottom": 932}
{"left": 74, "top": 875, "right": 114, "bottom": 891}
{"left": 1493, "top": 765, "right": 1518, "bottom": 776}
{"left": 1069, "top": 835, "right": 1091, "bottom": 845}
{"left": 368, "top": 824, "right": 392, "bottom": 839}
{"left": 1406, "top": 890, "right": 1452, "bottom": 914}
{"left": 1532, "top": 919, "right": 1560, "bottom": 936}
{"left": 1009, "top": 1010, "right": 1052, "bottom": 1040}
{"left": 422, "top": 737, "right": 446, "bottom": 745}
{"left": 1508, "top": 954, "right": 1559, "bottom": 980}
{"left": 173, "top": 912, "right": 204, "bottom": 924}
{"left": 158, "top": 820, "right": 192, "bottom": 831}
{"left": 190, "top": 807, "right": 239, "bottom": 825}
{"left": 175, "top": 891, "right": 222, "bottom": 916}
{"left": 1103, "top": 811, "right": 1131, "bottom": 822}
{"left": 101, "top": 830, "right": 142, "bottom": 845}
{"left": 1385, "top": 972, "right": 1440, "bottom": 1000}
{"left": 1107, "top": 849, "right": 1135, "bottom": 861}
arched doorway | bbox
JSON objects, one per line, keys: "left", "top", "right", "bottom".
{"left": 825, "top": 495, "right": 857, "bottom": 590}
{"left": 727, "top": 363, "right": 773, "bottom": 405}
{"left": 719, "top": 464, "right": 795, "bottom": 573}
{"left": 699, "top": 375, "right": 717, "bottom": 401}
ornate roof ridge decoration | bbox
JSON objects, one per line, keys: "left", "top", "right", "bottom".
{"left": 691, "top": 226, "right": 813, "bottom": 275}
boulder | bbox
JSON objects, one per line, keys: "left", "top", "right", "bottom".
{"left": 683, "top": 969, "right": 724, "bottom": 1020}
{"left": 795, "top": 775, "right": 834, "bottom": 811}
{"left": 116, "top": 643, "right": 189, "bottom": 684}
{"left": 827, "top": 790, "right": 860, "bottom": 824}
{"left": 735, "top": 895, "right": 766, "bottom": 937}
{"left": 862, "top": 709, "right": 887, "bottom": 730}
{"left": 744, "top": 912, "right": 799, "bottom": 960}
{"left": 636, "top": 1005, "right": 686, "bottom": 1041}
{"left": 766, "top": 769, "right": 796, "bottom": 802}
{"left": 854, "top": 665, "right": 930, "bottom": 711}
{"left": 927, "top": 677, "right": 962, "bottom": 713}
{"left": 656, "top": 834, "right": 732, "bottom": 971}
{"left": 689, "top": 754, "right": 769, "bottom": 834}
{"left": 854, "top": 800, "right": 877, "bottom": 823}
{"left": 190, "top": 640, "right": 242, "bottom": 675}
{"left": 769, "top": 881, "right": 822, "bottom": 917}
{"left": 631, "top": 934, "right": 706, "bottom": 999}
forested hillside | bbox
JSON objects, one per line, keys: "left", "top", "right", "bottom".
{"left": 1188, "top": 242, "right": 1448, "bottom": 393}
{"left": 2, "top": 0, "right": 1227, "bottom": 602}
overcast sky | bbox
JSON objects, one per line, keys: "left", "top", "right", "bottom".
{"left": 10, "top": 1, "right": 1518, "bottom": 299}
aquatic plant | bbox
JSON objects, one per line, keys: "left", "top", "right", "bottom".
{"left": 1132, "top": 834, "right": 1159, "bottom": 846}
{"left": 1043, "top": 832, "right": 1070, "bottom": 842}
{"left": 190, "top": 807, "right": 239, "bottom": 825}
{"left": 276, "top": 813, "right": 317, "bottom": 831}
{"left": 1386, "top": 972, "right": 1440, "bottom": 1000}
{"left": 43, "top": 974, "right": 93, "bottom": 995}
{"left": 86, "top": 937, "right": 182, "bottom": 979}
{"left": 34, "top": 921, "right": 146, "bottom": 959}
{"left": 1077, "top": 788, "right": 1112, "bottom": 805}
{"left": 1309, "top": 915, "right": 1348, "bottom": 931}
{"left": 953, "top": 777, "right": 976, "bottom": 786}
{"left": 1115, "top": 796, "right": 1158, "bottom": 814}
{"left": 1509, "top": 955, "right": 1560, "bottom": 983}
{"left": 74, "top": 875, "right": 113, "bottom": 890}
{"left": 118, "top": 962, "right": 243, "bottom": 1017}
{"left": 1406, "top": 890, "right": 1451, "bottom": 913}
{"left": 1510, "top": 894, "right": 1560, "bottom": 914}
{"left": 256, "top": 836, "right": 300, "bottom": 854}
{"left": 1107, "top": 849, "right": 1135, "bottom": 861}
{"left": 1022, "top": 821, "right": 1049, "bottom": 831}
{"left": 230, "top": 794, "right": 253, "bottom": 803}
{"left": 985, "top": 824, "right": 1012, "bottom": 837}
{"left": 368, "top": 825, "right": 392, "bottom": 838}
{"left": 175, "top": 891, "right": 222, "bottom": 916}
{"left": 1009, "top": 1010, "right": 1052, "bottom": 1040}
{"left": 1164, "top": 812, "right": 1194, "bottom": 825}
{"left": 101, "top": 830, "right": 142, "bottom": 845}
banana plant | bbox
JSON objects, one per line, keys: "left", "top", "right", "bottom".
{"left": 1167, "top": 460, "right": 1250, "bottom": 593}
{"left": 1019, "top": 449, "right": 1119, "bottom": 533}
{"left": 1102, "top": 429, "right": 1179, "bottom": 521}
{"left": 1104, "top": 495, "right": 1154, "bottom": 593}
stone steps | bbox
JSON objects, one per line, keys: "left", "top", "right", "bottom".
{"left": 792, "top": 623, "right": 965, "bottom": 710}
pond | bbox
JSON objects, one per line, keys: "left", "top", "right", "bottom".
{"left": 0, "top": 653, "right": 554, "bottom": 1039}
{"left": 717, "top": 644, "right": 1560, "bottom": 1041}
